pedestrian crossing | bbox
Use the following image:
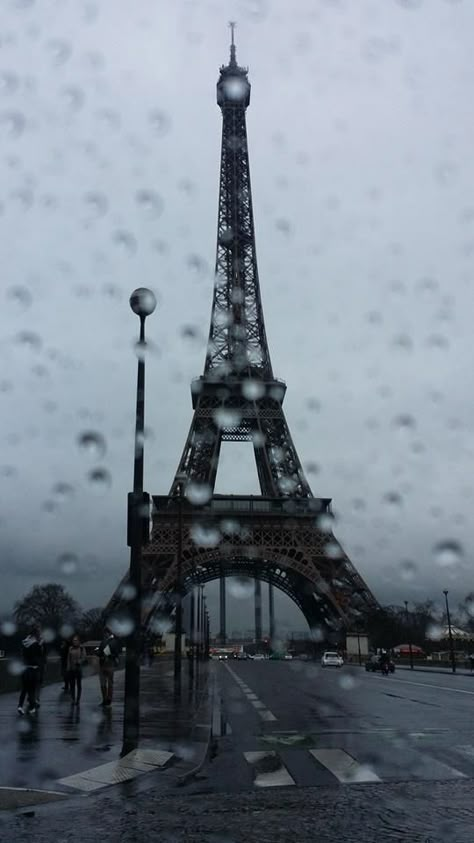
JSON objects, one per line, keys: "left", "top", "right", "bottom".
{"left": 240, "top": 741, "right": 469, "bottom": 789}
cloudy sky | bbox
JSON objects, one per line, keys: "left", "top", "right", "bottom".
{"left": 0, "top": 0, "right": 473, "bottom": 633}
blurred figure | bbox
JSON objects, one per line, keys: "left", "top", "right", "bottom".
{"left": 95, "top": 625, "right": 120, "bottom": 707}
{"left": 35, "top": 626, "right": 46, "bottom": 708}
{"left": 67, "top": 634, "right": 86, "bottom": 705}
{"left": 18, "top": 626, "right": 44, "bottom": 715}
{"left": 60, "top": 637, "right": 72, "bottom": 693}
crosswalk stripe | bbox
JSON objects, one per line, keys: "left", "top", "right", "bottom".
{"left": 244, "top": 751, "right": 296, "bottom": 787}
{"left": 310, "top": 748, "right": 381, "bottom": 783}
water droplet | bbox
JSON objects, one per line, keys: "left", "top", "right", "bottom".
{"left": 180, "top": 324, "right": 203, "bottom": 347}
{"left": 393, "top": 413, "right": 416, "bottom": 431}
{"left": 305, "top": 461, "right": 319, "bottom": 475}
{"left": 46, "top": 38, "right": 72, "bottom": 65}
{"left": 6, "top": 285, "right": 32, "bottom": 310}
{"left": 306, "top": 397, "right": 321, "bottom": 412}
{"left": 190, "top": 524, "right": 221, "bottom": 548}
{"left": 222, "top": 77, "right": 249, "bottom": 101}
{"left": 242, "top": 380, "right": 265, "bottom": 400}
{"left": 1, "top": 620, "right": 16, "bottom": 636}
{"left": 214, "top": 408, "right": 241, "bottom": 428}
{"left": 60, "top": 85, "right": 84, "bottom": 111}
{"left": 87, "top": 467, "right": 111, "bottom": 493}
{"left": 8, "top": 659, "right": 24, "bottom": 677}
{"left": 16, "top": 330, "right": 41, "bottom": 350}
{"left": 339, "top": 674, "right": 356, "bottom": 690}
{"left": 187, "top": 253, "right": 209, "bottom": 276}
{"left": 239, "top": 0, "right": 268, "bottom": 22}
{"left": 400, "top": 559, "right": 417, "bottom": 581}
{"left": 52, "top": 482, "right": 74, "bottom": 501}
{"left": 426, "top": 623, "right": 443, "bottom": 641}
{"left": 392, "top": 333, "right": 413, "bottom": 351}
{"left": 84, "top": 191, "right": 108, "bottom": 218}
{"left": 112, "top": 229, "right": 137, "bottom": 255}
{"left": 396, "top": 0, "right": 422, "bottom": 8}
{"left": 228, "top": 577, "right": 254, "bottom": 599}
{"left": 57, "top": 552, "right": 78, "bottom": 575}
{"left": 426, "top": 333, "right": 449, "bottom": 349}
{"left": 109, "top": 616, "right": 133, "bottom": 636}
{"left": 0, "top": 110, "right": 25, "bottom": 138}
{"left": 0, "top": 71, "right": 18, "bottom": 94}
{"left": 185, "top": 483, "right": 212, "bottom": 506}
{"left": 275, "top": 217, "right": 291, "bottom": 236}
{"left": 119, "top": 583, "right": 136, "bottom": 601}
{"left": 41, "top": 627, "right": 56, "bottom": 643}
{"left": 77, "top": 431, "right": 106, "bottom": 460}
{"left": 96, "top": 107, "right": 120, "bottom": 130}
{"left": 149, "top": 109, "right": 170, "bottom": 136}
{"left": 325, "top": 542, "right": 342, "bottom": 559}
{"left": 433, "top": 539, "right": 463, "bottom": 568}
{"left": 60, "top": 623, "right": 74, "bottom": 639}
{"left": 317, "top": 514, "right": 333, "bottom": 534}
{"left": 383, "top": 491, "right": 403, "bottom": 507}
{"left": 135, "top": 189, "right": 163, "bottom": 219}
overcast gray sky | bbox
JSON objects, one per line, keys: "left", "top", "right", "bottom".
{"left": 0, "top": 0, "right": 473, "bottom": 633}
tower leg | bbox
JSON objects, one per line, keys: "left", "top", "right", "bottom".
{"left": 268, "top": 583, "right": 275, "bottom": 645}
{"left": 254, "top": 578, "right": 262, "bottom": 645}
{"left": 219, "top": 575, "right": 226, "bottom": 644}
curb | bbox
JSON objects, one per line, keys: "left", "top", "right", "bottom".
{"left": 175, "top": 667, "right": 216, "bottom": 786}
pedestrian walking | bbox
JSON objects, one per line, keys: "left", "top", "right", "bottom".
{"left": 469, "top": 653, "right": 474, "bottom": 672}
{"left": 17, "top": 625, "right": 44, "bottom": 715}
{"left": 60, "top": 637, "right": 72, "bottom": 693}
{"left": 95, "top": 626, "right": 120, "bottom": 707}
{"left": 67, "top": 635, "right": 86, "bottom": 705}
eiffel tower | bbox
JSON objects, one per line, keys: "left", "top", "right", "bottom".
{"left": 111, "top": 26, "right": 378, "bottom": 640}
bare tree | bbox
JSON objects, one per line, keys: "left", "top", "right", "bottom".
{"left": 14, "top": 584, "right": 81, "bottom": 633}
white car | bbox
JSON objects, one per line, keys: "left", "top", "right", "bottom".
{"left": 251, "top": 653, "right": 266, "bottom": 660}
{"left": 321, "top": 651, "right": 344, "bottom": 668}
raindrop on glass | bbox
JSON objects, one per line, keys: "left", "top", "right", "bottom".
{"left": 16, "top": 330, "right": 41, "bottom": 350}
{"left": 109, "top": 616, "right": 133, "bottom": 636}
{"left": 433, "top": 539, "right": 463, "bottom": 568}
{"left": 119, "top": 583, "right": 136, "bottom": 601}
{"left": 339, "top": 674, "right": 356, "bottom": 690}
{"left": 57, "top": 552, "right": 78, "bottom": 575}
{"left": 190, "top": 524, "right": 221, "bottom": 548}
{"left": 214, "top": 408, "right": 241, "bottom": 428}
{"left": 52, "top": 482, "right": 74, "bottom": 501}
{"left": 84, "top": 191, "right": 108, "bottom": 218}
{"left": 7, "top": 285, "right": 32, "bottom": 309}
{"left": 46, "top": 38, "right": 72, "bottom": 65}
{"left": 383, "top": 491, "right": 402, "bottom": 508}
{"left": 400, "top": 559, "right": 417, "bottom": 581}
{"left": 149, "top": 109, "right": 170, "bottom": 136}
{"left": 0, "top": 110, "right": 25, "bottom": 138}
{"left": 393, "top": 413, "right": 416, "bottom": 431}
{"left": 0, "top": 71, "right": 18, "bottom": 94}
{"left": 8, "top": 659, "right": 24, "bottom": 677}
{"left": 242, "top": 380, "right": 265, "bottom": 400}
{"left": 77, "top": 431, "right": 106, "bottom": 460}
{"left": 1, "top": 620, "right": 16, "bottom": 636}
{"left": 228, "top": 577, "right": 254, "bottom": 599}
{"left": 87, "top": 467, "right": 112, "bottom": 493}
{"left": 60, "top": 86, "right": 84, "bottom": 111}
{"left": 185, "top": 483, "right": 212, "bottom": 506}
{"left": 135, "top": 189, "right": 163, "bottom": 219}
{"left": 112, "top": 229, "right": 137, "bottom": 255}
{"left": 317, "top": 514, "right": 333, "bottom": 534}
{"left": 60, "top": 623, "right": 74, "bottom": 639}
{"left": 392, "top": 333, "right": 413, "bottom": 351}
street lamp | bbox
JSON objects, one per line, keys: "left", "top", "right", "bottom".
{"left": 443, "top": 589, "right": 456, "bottom": 674}
{"left": 404, "top": 601, "right": 414, "bottom": 670}
{"left": 122, "top": 287, "right": 157, "bottom": 757}
{"left": 174, "top": 472, "right": 186, "bottom": 693}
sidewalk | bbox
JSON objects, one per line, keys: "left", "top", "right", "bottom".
{"left": 0, "top": 656, "right": 212, "bottom": 807}
{"left": 395, "top": 664, "right": 473, "bottom": 677}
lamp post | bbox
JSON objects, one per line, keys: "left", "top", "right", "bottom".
{"left": 174, "top": 473, "right": 186, "bottom": 693}
{"left": 443, "top": 589, "right": 456, "bottom": 674}
{"left": 404, "top": 601, "right": 414, "bottom": 670}
{"left": 122, "top": 287, "right": 156, "bottom": 757}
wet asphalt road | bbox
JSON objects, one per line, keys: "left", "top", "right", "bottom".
{"left": 2, "top": 660, "right": 474, "bottom": 841}
{"left": 189, "top": 659, "right": 474, "bottom": 793}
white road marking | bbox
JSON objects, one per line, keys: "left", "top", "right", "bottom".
{"left": 224, "top": 663, "right": 277, "bottom": 721}
{"left": 57, "top": 750, "right": 174, "bottom": 791}
{"left": 391, "top": 677, "right": 474, "bottom": 696}
{"left": 244, "top": 751, "right": 295, "bottom": 788}
{"left": 310, "top": 748, "right": 381, "bottom": 783}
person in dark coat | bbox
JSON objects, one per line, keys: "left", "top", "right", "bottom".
{"left": 18, "top": 626, "right": 44, "bottom": 715}
{"left": 60, "top": 638, "right": 72, "bottom": 693}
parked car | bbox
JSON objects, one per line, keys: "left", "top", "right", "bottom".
{"left": 321, "top": 651, "right": 344, "bottom": 668}
{"left": 251, "top": 653, "right": 266, "bottom": 661}
{"left": 365, "top": 654, "right": 395, "bottom": 673}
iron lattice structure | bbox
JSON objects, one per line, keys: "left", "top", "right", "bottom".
{"left": 108, "top": 32, "right": 379, "bottom": 631}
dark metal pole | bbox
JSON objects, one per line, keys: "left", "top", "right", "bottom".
{"left": 174, "top": 486, "right": 183, "bottom": 691}
{"left": 254, "top": 578, "right": 262, "bottom": 645}
{"left": 268, "top": 583, "right": 275, "bottom": 645}
{"left": 444, "top": 590, "right": 456, "bottom": 674}
{"left": 404, "top": 600, "right": 414, "bottom": 670}
{"left": 188, "top": 587, "right": 195, "bottom": 682}
{"left": 200, "top": 587, "right": 205, "bottom": 660}
{"left": 196, "top": 584, "right": 201, "bottom": 663}
{"left": 219, "top": 575, "right": 226, "bottom": 644}
{"left": 357, "top": 632, "right": 362, "bottom": 666}
{"left": 122, "top": 288, "right": 156, "bottom": 758}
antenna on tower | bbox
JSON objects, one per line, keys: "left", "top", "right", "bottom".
{"left": 229, "top": 20, "right": 237, "bottom": 66}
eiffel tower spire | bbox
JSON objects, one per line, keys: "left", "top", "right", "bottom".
{"left": 206, "top": 23, "right": 272, "bottom": 379}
